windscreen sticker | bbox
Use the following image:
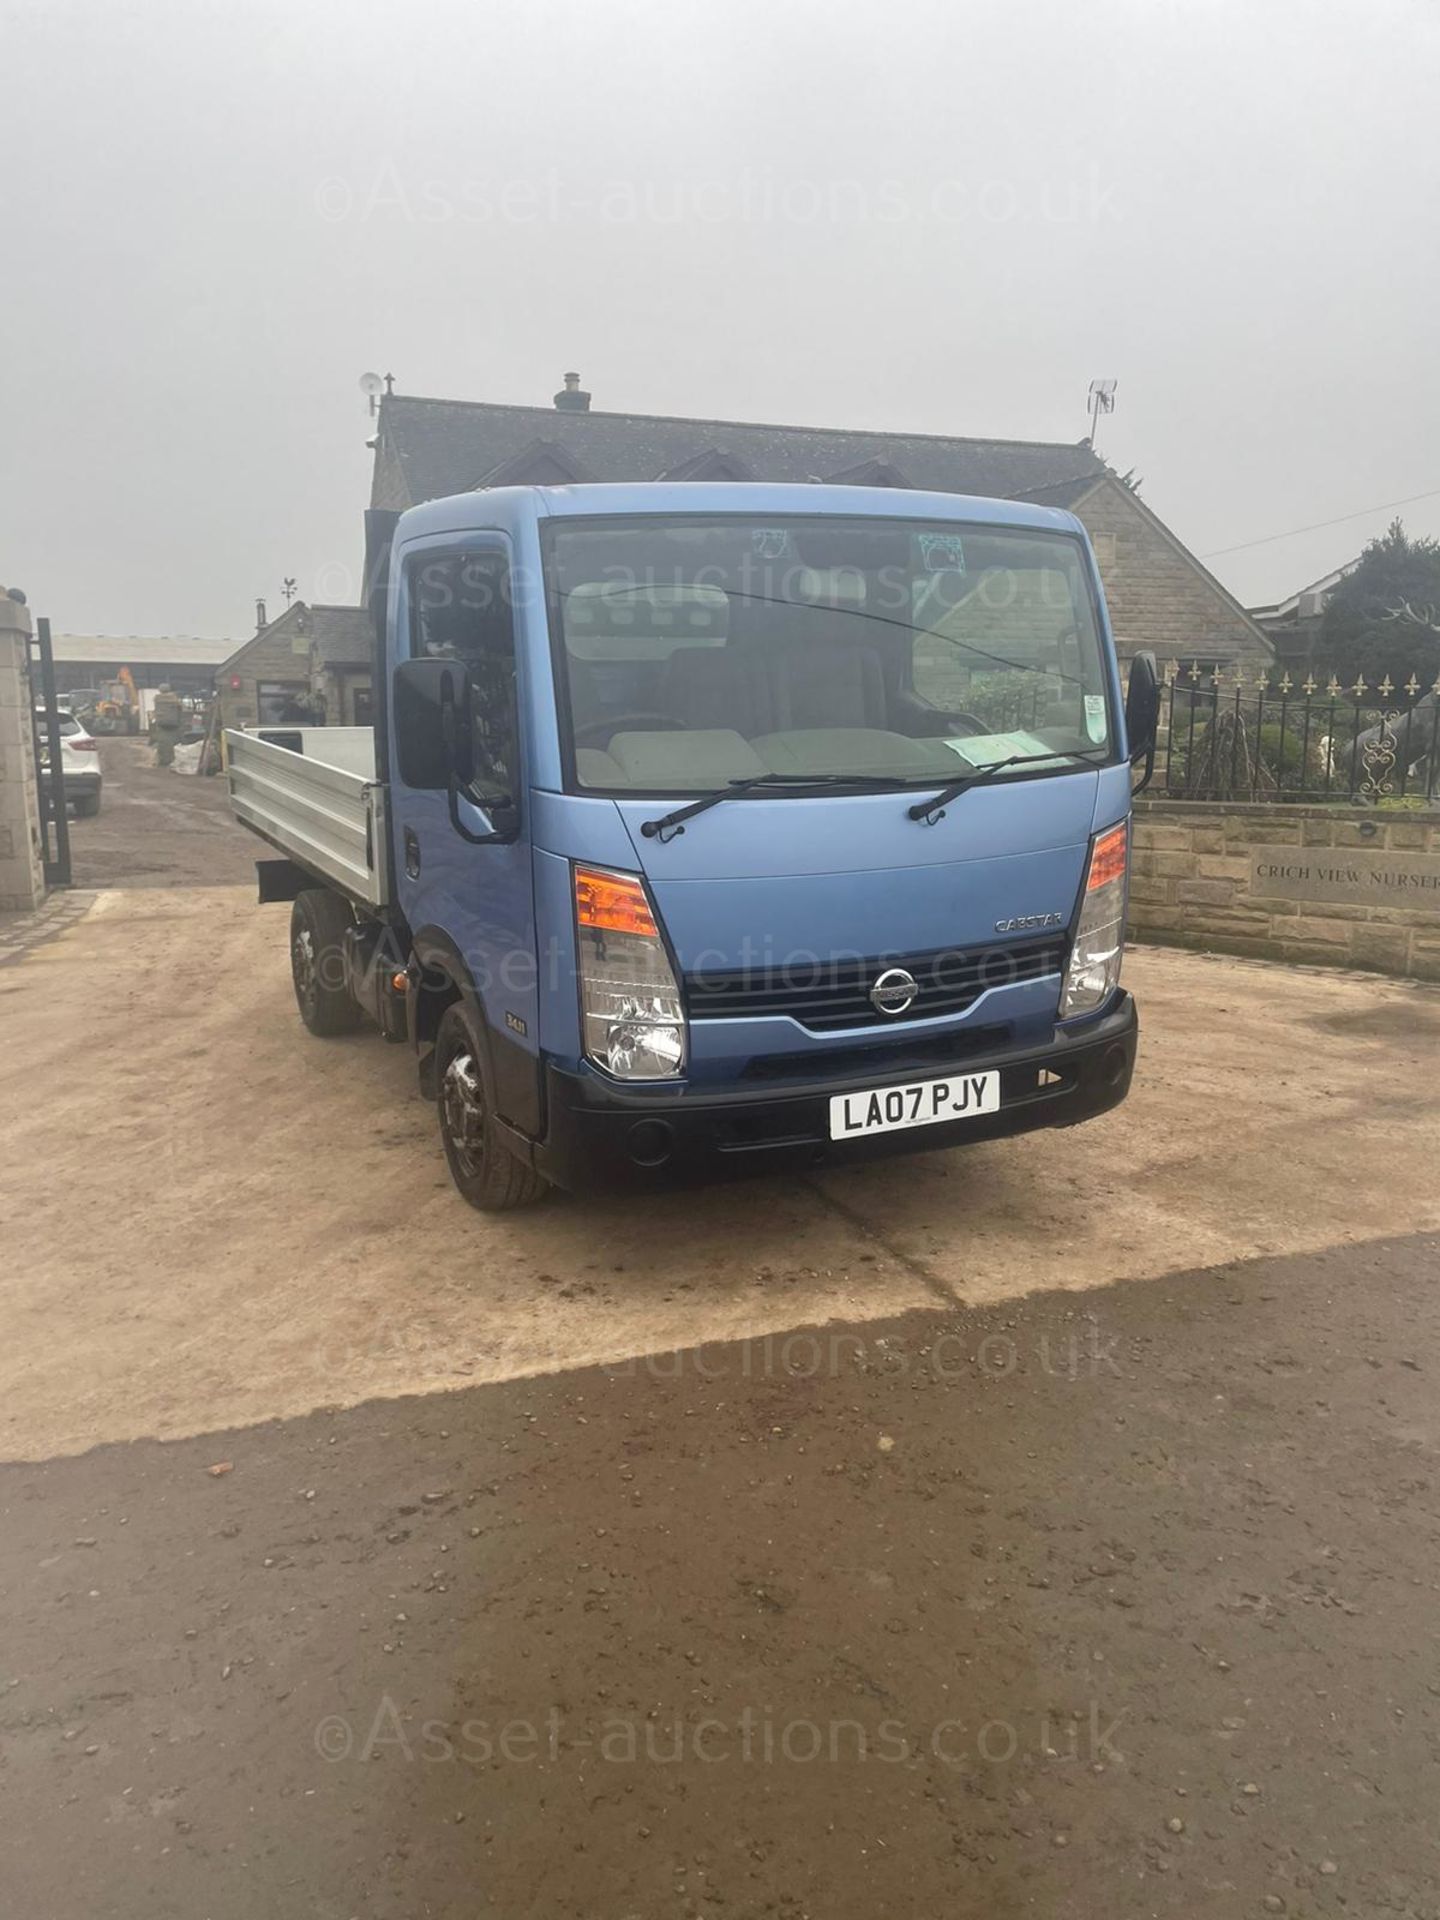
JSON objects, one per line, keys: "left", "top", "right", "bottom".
{"left": 1083, "top": 694, "right": 1108, "bottom": 744}
{"left": 945, "top": 730, "right": 1056, "bottom": 764}
{"left": 751, "top": 528, "right": 791, "bottom": 560}
{"left": 918, "top": 531, "right": 967, "bottom": 573}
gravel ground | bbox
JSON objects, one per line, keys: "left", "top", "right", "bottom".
{"left": 67, "top": 735, "right": 256, "bottom": 889}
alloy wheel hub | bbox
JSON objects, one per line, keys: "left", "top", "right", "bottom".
{"left": 441, "top": 1050, "right": 486, "bottom": 1175}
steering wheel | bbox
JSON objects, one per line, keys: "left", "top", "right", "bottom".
{"left": 574, "top": 713, "right": 688, "bottom": 748}
{"left": 941, "top": 712, "right": 988, "bottom": 735}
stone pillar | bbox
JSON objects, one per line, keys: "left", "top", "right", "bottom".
{"left": 0, "top": 590, "right": 44, "bottom": 912}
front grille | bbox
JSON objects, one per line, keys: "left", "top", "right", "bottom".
{"left": 738, "top": 1023, "right": 1012, "bottom": 1082}
{"left": 686, "top": 935, "right": 1067, "bottom": 1033}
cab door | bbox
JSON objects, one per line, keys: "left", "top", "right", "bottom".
{"left": 390, "top": 539, "right": 542, "bottom": 1133}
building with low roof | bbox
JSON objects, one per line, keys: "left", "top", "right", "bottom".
{"left": 368, "top": 376, "right": 1274, "bottom": 671}
{"left": 47, "top": 633, "right": 234, "bottom": 699}
{"left": 1248, "top": 558, "right": 1361, "bottom": 671}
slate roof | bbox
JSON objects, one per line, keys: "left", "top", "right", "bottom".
{"left": 219, "top": 603, "right": 370, "bottom": 673}
{"left": 1007, "top": 475, "right": 1107, "bottom": 509}
{"left": 307, "top": 604, "right": 373, "bottom": 667}
{"left": 371, "top": 394, "right": 1109, "bottom": 511}
{"left": 366, "top": 392, "right": 1272, "bottom": 659}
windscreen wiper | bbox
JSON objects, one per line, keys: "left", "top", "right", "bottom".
{"left": 908, "top": 746, "right": 1110, "bottom": 826}
{"left": 641, "top": 771, "right": 910, "bottom": 843}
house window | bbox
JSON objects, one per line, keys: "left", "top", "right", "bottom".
{"left": 256, "top": 679, "right": 311, "bottom": 724}
{"left": 1090, "top": 531, "right": 1117, "bottom": 570}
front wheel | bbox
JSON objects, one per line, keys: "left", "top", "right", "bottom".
{"left": 435, "top": 1004, "right": 549, "bottom": 1212}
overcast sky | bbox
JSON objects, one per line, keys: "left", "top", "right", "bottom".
{"left": 4, "top": 0, "right": 1437, "bottom": 641}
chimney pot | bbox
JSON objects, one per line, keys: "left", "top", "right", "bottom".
{"left": 255, "top": 597, "right": 268, "bottom": 632}
{"left": 553, "top": 371, "right": 591, "bottom": 413}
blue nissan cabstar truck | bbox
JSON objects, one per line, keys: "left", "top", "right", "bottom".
{"left": 228, "top": 483, "right": 1159, "bottom": 1210}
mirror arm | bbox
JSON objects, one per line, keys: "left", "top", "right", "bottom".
{"left": 439, "top": 671, "right": 490, "bottom": 843}
{"left": 1130, "top": 739, "right": 1156, "bottom": 795}
{"left": 447, "top": 776, "right": 501, "bottom": 844}
{"left": 437, "top": 669, "right": 519, "bottom": 843}
{"left": 446, "top": 776, "right": 518, "bottom": 845}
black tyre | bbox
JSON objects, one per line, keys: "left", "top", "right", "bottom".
{"left": 434, "top": 1003, "right": 549, "bottom": 1212}
{"left": 73, "top": 791, "right": 101, "bottom": 818}
{"left": 290, "top": 889, "right": 362, "bottom": 1036}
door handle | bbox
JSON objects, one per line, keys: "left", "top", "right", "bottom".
{"left": 404, "top": 827, "right": 422, "bottom": 878}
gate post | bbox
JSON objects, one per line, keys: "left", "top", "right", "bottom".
{"left": 0, "top": 588, "right": 45, "bottom": 911}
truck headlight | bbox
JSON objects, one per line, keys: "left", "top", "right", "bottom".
{"left": 1061, "top": 822, "right": 1128, "bottom": 1019}
{"left": 574, "top": 864, "right": 686, "bottom": 1080}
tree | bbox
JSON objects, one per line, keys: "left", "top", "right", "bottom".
{"left": 1316, "top": 519, "right": 1440, "bottom": 692}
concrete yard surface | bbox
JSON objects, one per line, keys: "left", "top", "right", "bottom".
{"left": 1, "top": 860, "right": 1437, "bottom": 1461}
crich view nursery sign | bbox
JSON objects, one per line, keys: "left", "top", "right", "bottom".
{"left": 1250, "top": 849, "right": 1440, "bottom": 909}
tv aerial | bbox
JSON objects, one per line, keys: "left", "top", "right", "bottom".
{"left": 1086, "top": 378, "right": 1117, "bottom": 447}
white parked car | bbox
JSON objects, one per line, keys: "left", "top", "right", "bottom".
{"left": 36, "top": 709, "right": 103, "bottom": 817}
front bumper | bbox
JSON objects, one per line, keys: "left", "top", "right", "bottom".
{"left": 531, "top": 993, "right": 1138, "bottom": 1193}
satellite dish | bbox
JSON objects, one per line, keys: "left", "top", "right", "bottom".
{"left": 359, "top": 372, "right": 383, "bottom": 397}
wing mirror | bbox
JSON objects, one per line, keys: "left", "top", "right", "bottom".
{"left": 1125, "top": 650, "right": 1160, "bottom": 793}
{"left": 394, "top": 657, "right": 470, "bottom": 790}
{"left": 392, "top": 658, "right": 517, "bottom": 843}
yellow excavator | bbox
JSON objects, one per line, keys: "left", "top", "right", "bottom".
{"left": 90, "top": 666, "right": 140, "bottom": 734}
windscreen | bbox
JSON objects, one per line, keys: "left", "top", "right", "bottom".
{"left": 545, "top": 517, "right": 1113, "bottom": 791}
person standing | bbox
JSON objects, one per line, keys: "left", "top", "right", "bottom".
{"left": 152, "top": 683, "right": 183, "bottom": 767}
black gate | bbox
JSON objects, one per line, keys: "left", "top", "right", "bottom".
{"left": 28, "top": 614, "right": 72, "bottom": 888}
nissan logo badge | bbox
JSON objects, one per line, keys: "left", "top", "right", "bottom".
{"left": 869, "top": 967, "right": 918, "bottom": 1016}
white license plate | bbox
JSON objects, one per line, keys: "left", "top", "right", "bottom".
{"left": 829, "top": 1071, "right": 1000, "bottom": 1140}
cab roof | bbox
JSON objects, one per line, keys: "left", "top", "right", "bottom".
{"left": 395, "top": 481, "right": 1087, "bottom": 545}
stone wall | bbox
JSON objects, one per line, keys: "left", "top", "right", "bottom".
{"left": 1130, "top": 799, "right": 1440, "bottom": 980}
{"left": 0, "top": 591, "right": 44, "bottom": 913}
{"left": 1073, "top": 476, "right": 1273, "bottom": 671}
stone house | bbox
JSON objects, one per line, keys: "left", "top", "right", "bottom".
{"left": 367, "top": 376, "right": 1273, "bottom": 671}
{"left": 217, "top": 602, "right": 373, "bottom": 732}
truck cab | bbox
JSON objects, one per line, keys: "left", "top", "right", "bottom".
{"left": 232, "top": 482, "right": 1157, "bottom": 1209}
